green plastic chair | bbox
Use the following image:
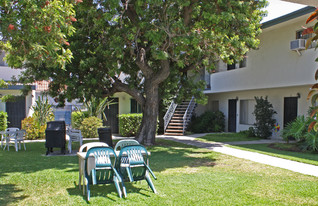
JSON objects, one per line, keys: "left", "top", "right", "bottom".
{"left": 114, "top": 139, "right": 140, "bottom": 152}
{"left": 84, "top": 146, "right": 123, "bottom": 201}
{"left": 116, "top": 145, "right": 157, "bottom": 197}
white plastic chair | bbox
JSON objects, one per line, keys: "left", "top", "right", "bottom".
{"left": 78, "top": 142, "right": 109, "bottom": 195}
{"left": 15, "top": 130, "right": 26, "bottom": 151}
{"left": 3, "top": 128, "right": 19, "bottom": 151}
{"left": 67, "top": 129, "right": 83, "bottom": 153}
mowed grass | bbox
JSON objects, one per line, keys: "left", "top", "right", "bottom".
{"left": 197, "top": 132, "right": 262, "bottom": 143}
{"left": 1, "top": 139, "right": 318, "bottom": 205}
{"left": 229, "top": 143, "right": 318, "bottom": 166}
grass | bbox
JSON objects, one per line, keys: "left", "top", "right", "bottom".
{"left": 197, "top": 132, "right": 262, "bottom": 142}
{"left": 229, "top": 143, "right": 318, "bottom": 166}
{"left": 1, "top": 139, "right": 318, "bottom": 205}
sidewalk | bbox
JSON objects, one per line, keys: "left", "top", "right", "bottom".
{"left": 158, "top": 134, "right": 318, "bottom": 177}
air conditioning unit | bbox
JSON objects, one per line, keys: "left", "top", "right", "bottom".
{"left": 290, "top": 39, "right": 306, "bottom": 51}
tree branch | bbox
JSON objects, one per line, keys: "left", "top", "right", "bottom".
{"left": 135, "top": 48, "right": 153, "bottom": 78}
{"left": 183, "top": 0, "right": 199, "bottom": 26}
{"left": 152, "top": 60, "right": 171, "bottom": 85}
{"left": 112, "top": 77, "right": 145, "bottom": 106}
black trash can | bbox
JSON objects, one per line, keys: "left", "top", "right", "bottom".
{"left": 45, "top": 121, "right": 66, "bottom": 155}
{"left": 98, "top": 127, "right": 113, "bottom": 147}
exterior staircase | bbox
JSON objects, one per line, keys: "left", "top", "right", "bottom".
{"left": 164, "top": 97, "right": 196, "bottom": 136}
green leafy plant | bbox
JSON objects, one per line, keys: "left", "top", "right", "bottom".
{"left": 21, "top": 116, "right": 46, "bottom": 140}
{"left": 238, "top": 127, "right": 256, "bottom": 138}
{"left": 80, "top": 116, "right": 103, "bottom": 138}
{"left": 71, "top": 111, "right": 88, "bottom": 129}
{"left": 189, "top": 111, "right": 225, "bottom": 133}
{"left": 32, "top": 95, "right": 55, "bottom": 126}
{"left": 119, "top": 113, "right": 143, "bottom": 137}
{"left": 84, "top": 96, "right": 115, "bottom": 122}
{"left": 253, "top": 96, "right": 277, "bottom": 138}
{"left": 0, "top": 111, "right": 8, "bottom": 131}
{"left": 281, "top": 116, "right": 309, "bottom": 142}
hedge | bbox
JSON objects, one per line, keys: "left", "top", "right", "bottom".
{"left": 0, "top": 111, "right": 8, "bottom": 131}
{"left": 118, "top": 113, "right": 142, "bottom": 137}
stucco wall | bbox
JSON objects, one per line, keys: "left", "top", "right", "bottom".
{"left": 206, "top": 15, "right": 317, "bottom": 94}
{"left": 196, "top": 85, "right": 311, "bottom": 134}
{"left": 113, "top": 92, "right": 132, "bottom": 115}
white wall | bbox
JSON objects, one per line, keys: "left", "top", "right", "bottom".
{"left": 197, "top": 85, "right": 311, "bottom": 134}
{"left": 206, "top": 14, "right": 317, "bottom": 94}
{"left": 113, "top": 92, "right": 132, "bottom": 115}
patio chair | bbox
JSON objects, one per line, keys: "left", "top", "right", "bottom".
{"left": 3, "top": 128, "right": 19, "bottom": 151}
{"left": 114, "top": 139, "right": 140, "bottom": 152}
{"left": 84, "top": 146, "right": 123, "bottom": 201}
{"left": 78, "top": 142, "right": 109, "bottom": 192}
{"left": 116, "top": 145, "right": 157, "bottom": 197}
{"left": 15, "top": 130, "right": 26, "bottom": 151}
{"left": 67, "top": 129, "right": 83, "bottom": 153}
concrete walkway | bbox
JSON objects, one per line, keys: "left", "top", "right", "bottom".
{"left": 158, "top": 134, "right": 318, "bottom": 177}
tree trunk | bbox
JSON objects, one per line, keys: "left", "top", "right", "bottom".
{"left": 136, "top": 83, "right": 159, "bottom": 145}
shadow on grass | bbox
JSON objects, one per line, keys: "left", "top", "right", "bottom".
{"left": 0, "top": 139, "right": 216, "bottom": 202}
{"left": 0, "top": 184, "right": 28, "bottom": 205}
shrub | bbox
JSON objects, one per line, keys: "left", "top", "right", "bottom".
{"left": 0, "top": 111, "right": 8, "bottom": 131}
{"left": 281, "top": 116, "right": 309, "bottom": 142}
{"left": 32, "top": 95, "right": 54, "bottom": 126}
{"left": 71, "top": 111, "right": 88, "bottom": 129}
{"left": 21, "top": 116, "right": 46, "bottom": 140}
{"left": 253, "top": 96, "right": 277, "bottom": 138}
{"left": 80, "top": 116, "right": 103, "bottom": 138}
{"left": 189, "top": 111, "right": 225, "bottom": 133}
{"left": 239, "top": 127, "right": 256, "bottom": 137}
{"left": 119, "top": 113, "right": 143, "bottom": 137}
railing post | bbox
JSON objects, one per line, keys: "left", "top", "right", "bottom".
{"left": 164, "top": 101, "right": 177, "bottom": 132}
{"left": 183, "top": 96, "right": 196, "bottom": 133}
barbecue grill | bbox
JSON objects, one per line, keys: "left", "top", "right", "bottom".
{"left": 45, "top": 121, "right": 66, "bottom": 155}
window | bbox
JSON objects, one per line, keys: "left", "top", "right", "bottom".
{"left": 130, "top": 99, "right": 142, "bottom": 113}
{"left": 239, "top": 100, "right": 255, "bottom": 125}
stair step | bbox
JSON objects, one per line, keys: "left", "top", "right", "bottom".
{"left": 171, "top": 120, "right": 183, "bottom": 123}
{"left": 164, "top": 132, "right": 184, "bottom": 136}
{"left": 172, "top": 117, "right": 183, "bottom": 120}
{"left": 165, "top": 129, "right": 183, "bottom": 132}
{"left": 167, "top": 126, "right": 183, "bottom": 129}
{"left": 169, "top": 123, "right": 183, "bottom": 126}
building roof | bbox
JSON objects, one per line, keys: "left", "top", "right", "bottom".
{"left": 262, "top": 6, "right": 316, "bottom": 29}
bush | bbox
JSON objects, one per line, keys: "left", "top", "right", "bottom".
{"left": 71, "top": 111, "right": 88, "bottom": 129}
{"left": 80, "top": 116, "right": 103, "bottom": 138}
{"left": 253, "top": 96, "right": 277, "bottom": 138}
{"left": 21, "top": 116, "right": 46, "bottom": 140}
{"left": 189, "top": 111, "right": 225, "bottom": 133}
{"left": 239, "top": 127, "right": 256, "bottom": 137}
{"left": 119, "top": 113, "right": 143, "bottom": 137}
{"left": 0, "top": 111, "right": 8, "bottom": 131}
{"left": 281, "top": 116, "right": 309, "bottom": 142}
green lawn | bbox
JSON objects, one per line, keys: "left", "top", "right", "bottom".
{"left": 1, "top": 139, "right": 318, "bottom": 205}
{"left": 197, "top": 132, "right": 262, "bottom": 142}
{"left": 229, "top": 143, "right": 318, "bottom": 166}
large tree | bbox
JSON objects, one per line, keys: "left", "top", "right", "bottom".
{"left": 19, "top": 0, "right": 267, "bottom": 145}
{"left": 0, "top": 0, "right": 79, "bottom": 69}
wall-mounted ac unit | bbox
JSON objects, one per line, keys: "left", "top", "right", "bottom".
{"left": 290, "top": 39, "right": 306, "bottom": 51}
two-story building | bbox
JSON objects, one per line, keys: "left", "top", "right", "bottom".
{"left": 195, "top": 6, "right": 318, "bottom": 136}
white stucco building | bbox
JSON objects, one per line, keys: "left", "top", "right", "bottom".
{"left": 196, "top": 6, "right": 318, "bottom": 136}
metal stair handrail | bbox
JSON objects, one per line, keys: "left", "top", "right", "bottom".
{"left": 164, "top": 100, "right": 178, "bottom": 132}
{"left": 183, "top": 96, "right": 196, "bottom": 133}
